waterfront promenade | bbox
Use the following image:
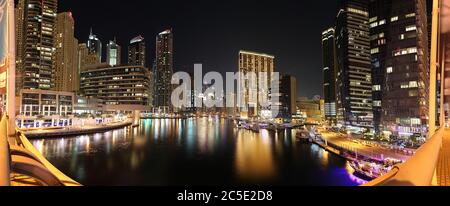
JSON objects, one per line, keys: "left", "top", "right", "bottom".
{"left": 21, "top": 121, "right": 133, "bottom": 138}
{"left": 319, "top": 131, "right": 412, "bottom": 162}
{"left": 437, "top": 129, "right": 450, "bottom": 186}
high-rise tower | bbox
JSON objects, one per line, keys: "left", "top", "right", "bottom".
{"left": 322, "top": 27, "right": 337, "bottom": 124}
{"left": 87, "top": 28, "right": 102, "bottom": 62}
{"left": 128, "top": 35, "right": 145, "bottom": 66}
{"left": 55, "top": 12, "right": 79, "bottom": 92}
{"left": 369, "top": 0, "right": 430, "bottom": 136}
{"left": 154, "top": 29, "right": 173, "bottom": 114}
{"left": 335, "top": 0, "right": 373, "bottom": 129}
{"left": 107, "top": 38, "right": 121, "bottom": 66}
{"left": 17, "top": 0, "right": 58, "bottom": 90}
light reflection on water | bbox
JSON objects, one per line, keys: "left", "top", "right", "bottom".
{"left": 235, "top": 129, "right": 276, "bottom": 181}
{"left": 31, "top": 118, "right": 360, "bottom": 186}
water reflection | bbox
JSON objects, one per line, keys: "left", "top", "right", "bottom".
{"left": 31, "top": 118, "right": 360, "bottom": 186}
{"left": 235, "top": 130, "right": 276, "bottom": 181}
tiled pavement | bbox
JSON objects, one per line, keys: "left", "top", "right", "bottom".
{"left": 437, "top": 129, "right": 450, "bottom": 186}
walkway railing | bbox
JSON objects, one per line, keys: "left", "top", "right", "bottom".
{"left": 0, "top": 115, "right": 11, "bottom": 186}
{"left": 364, "top": 128, "right": 444, "bottom": 186}
{"left": 0, "top": 114, "right": 81, "bottom": 186}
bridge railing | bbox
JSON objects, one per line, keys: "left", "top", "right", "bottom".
{"left": 14, "top": 129, "right": 81, "bottom": 186}
{"left": 0, "top": 115, "right": 10, "bottom": 186}
{"left": 1, "top": 114, "right": 81, "bottom": 186}
{"left": 363, "top": 128, "right": 444, "bottom": 186}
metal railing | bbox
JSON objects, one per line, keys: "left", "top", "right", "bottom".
{"left": 15, "top": 129, "right": 81, "bottom": 186}
{"left": 0, "top": 115, "right": 11, "bottom": 186}
{"left": 0, "top": 114, "right": 81, "bottom": 186}
{"left": 363, "top": 128, "right": 444, "bottom": 186}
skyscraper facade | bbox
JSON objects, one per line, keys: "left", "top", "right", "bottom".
{"left": 238, "top": 50, "right": 274, "bottom": 119}
{"left": 107, "top": 38, "right": 121, "bottom": 66}
{"left": 15, "top": 1, "right": 24, "bottom": 94}
{"left": 369, "top": 0, "right": 430, "bottom": 136}
{"left": 369, "top": 0, "right": 390, "bottom": 133}
{"left": 17, "top": 0, "right": 58, "bottom": 90}
{"left": 154, "top": 29, "right": 173, "bottom": 113}
{"left": 277, "top": 75, "right": 297, "bottom": 121}
{"left": 78, "top": 43, "right": 100, "bottom": 73}
{"left": 128, "top": 35, "right": 145, "bottom": 66}
{"left": 87, "top": 28, "right": 102, "bottom": 62}
{"left": 335, "top": 0, "right": 373, "bottom": 129}
{"left": 322, "top": 27, "right": 337, "bottom": 124}
{"left": 55, "top": 12, "right": 79, "bottom": 92}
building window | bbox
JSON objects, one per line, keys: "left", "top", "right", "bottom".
{"left": 401, "top": 82, "right": 409, "bottom": 89}
{"left": 409, "top": 81, "right": 418, "bottom": 88}
{"left": 371, "top": 47, "right": 380, "bottom": 54}
{"left": 373, "top": 101, "right": 381, "bottom": 107}
{"left": 407, "top": 47, "right": 417, "bottom": 54}
{"left": 411, "top": 118, "right": 421, "bottom": 125}
{"left": 370, "top": 22, "right": 378, "bottom": 28}
{"left": 379, "top": 19, "right": 386, "bottom": 25}
{"left": 387, "top": 67, "right": 393, "bottom": 74}
{"left": 391, "top": 16, "right": 399, "bottom": 22}
{"left": 393, "top": 47, "right": 417, "bottom": 56}
{"left": 409, "top": 90, "right": 418, "bottom": 97}
{"left": 405, "top": 13, "right": 416, "bottom": 18}
{"left": 373, "top": 85, "right": 381, "bottom": 91}
{"left": 370, "top": 16, "right": 378, "bottom": 23}
{"left": 406, "top": 25, "right": 417, "bottom": 32}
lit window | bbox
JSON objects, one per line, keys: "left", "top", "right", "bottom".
{"left": 373, "top": 101, "right": 381, "bottom": 107}
{"left": 373, "top": 85, "right": 381, "bottom": 91}
{"left": 371, "top": 48, "right": 380, "bottom": 54}
{"left": 409, "top": 81, "right": 418, "bottom": 88}
{"left": 391, "top": 16, "right": 399, "bottom": 22}
{"left": 411, "top": 118, "right": 421, "bottom": 125}
{"left": 379, "top": 19, "right": 386, "bottom": 25}
{"left": 406, "top": 25, "right": 417, "bottom": 32}
{"left": 407, "top": 47, "right": 417, "bottom": 54}
{"left": 401, "top": 83, "right": 409, "bottom": 89}
{"left": 370, "top": 22, "right": 378, "bottom": 28}
{"left": 405, "top": 13, "right": 416, "bottom": 18}
{"left": 409, "top": 90, "right": 418, "bottom": 97}
{"left": 387, "top": 67, "right": 393, "bottom": 74}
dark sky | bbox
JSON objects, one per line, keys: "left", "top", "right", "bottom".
{"left": 58, "top": 0, "right": 339, "bottom": 98}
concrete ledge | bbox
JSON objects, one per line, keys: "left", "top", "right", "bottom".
{"left": 23, "top": 121, "right": 133, "bottom": 139}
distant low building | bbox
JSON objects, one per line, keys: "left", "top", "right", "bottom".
{"left": 80, "top": 64, "right": 152, "bottom": 112}
{"left": 16, "top": 89, "right": 75, "bottom": 128}
{"left": 296, "top": 97, "right": 324, "bottom": 124}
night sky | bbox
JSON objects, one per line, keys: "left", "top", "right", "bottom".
{"left": 58, "top": 0, "right": 339, "bottom": 98}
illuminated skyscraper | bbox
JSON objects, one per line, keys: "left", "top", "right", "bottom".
{"left": 87, "top": 28, "right": 102, "bottom": 62}
{"left": 369, "top": 0, "right": 430, "bottom": 136}
{"left": 107, "top": 38, "right": 121, "bottom": 66}
{"left": 17, "top": 0, "right": 58, "bottom": 90}
{"left": 321, "top": 27, "right": 337, "bottom": 124}
{"left": 154, "top": 29, "right": 173, "bottom": 113}
{"left": 238, "top": 50, "right": 274, "bottom": 119}
{"left": 15, "top": 0, "right": 24, "bottom": 94}
{"left": 335, "top": 0, "right": 373, "bottom": 129}
{"left": 55, "top": 12, "right": 79, "bottom": 92}
{"left": 128, "top": 35, "right": 145, "bottom": 66}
